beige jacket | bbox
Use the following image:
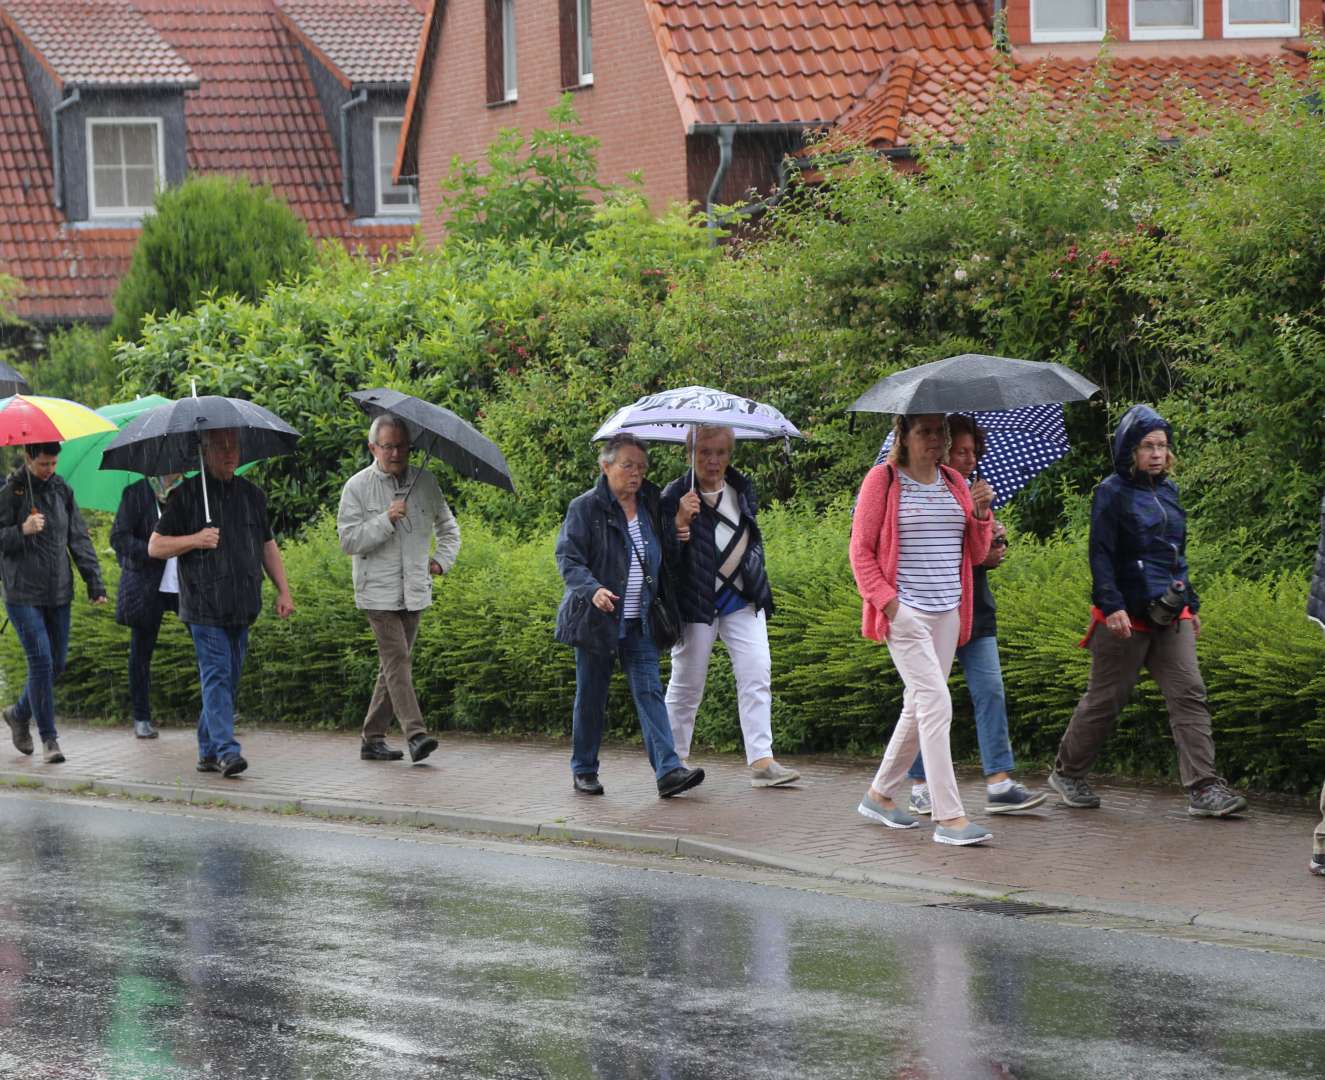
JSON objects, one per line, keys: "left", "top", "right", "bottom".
{"left": 337, "top": 461, "right": 461, "bottom": 612}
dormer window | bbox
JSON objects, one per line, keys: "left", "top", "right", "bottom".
{"left": 1030, "top": 0, "right": 1105, "bottom": 43}
{"left": 374, "top": 117, "right": 418, "bottom": 215}
{"left": 1131, "top": 0, "right": 1202, "bottom": 40}
{"left": 1224, "top": 0, "right": 1298, "bottom": 37}
{"left": 87, "top": 119, "right": 164, "bottom": 218}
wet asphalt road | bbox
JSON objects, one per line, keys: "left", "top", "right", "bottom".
{"left": 0, "top": 794, "right": 1322, "bottom": 1080}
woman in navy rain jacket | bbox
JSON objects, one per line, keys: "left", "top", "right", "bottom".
{"left": 1048, "top": 405, "right": 1247, "bottom": 818}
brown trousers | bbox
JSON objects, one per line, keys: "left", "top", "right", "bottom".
{"left": 1055, "top": 619, "right": 1218, "bottom": 789}
{"left": 362, "top": 610, "right": 426, "bottom": 741}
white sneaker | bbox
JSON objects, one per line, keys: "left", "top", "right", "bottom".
{"left": 908, "top": 787, "right": 933, "bottom": 816}
{"left": 751, "top": 760, "right": 800, "bottom": 788}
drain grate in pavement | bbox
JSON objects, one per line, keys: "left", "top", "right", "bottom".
{"left": 927, "top": 900, "right": 1071, "bottom": 918}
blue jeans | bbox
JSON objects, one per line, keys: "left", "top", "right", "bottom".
{"left": 188, "top": 623, "right": 249, "bottom": 762}
{"left": 6, "top": 603, "right": 71, "bottom": 743}
{"left": 908, "top": 633, "right": 1015, "bottom": 781}
{"left": 572, "top": 620, "right": 683, "bottom": 781}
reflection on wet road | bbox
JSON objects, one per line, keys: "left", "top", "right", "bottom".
{"left": 0, "top": 794, "right": 1322, "bottom": 1079}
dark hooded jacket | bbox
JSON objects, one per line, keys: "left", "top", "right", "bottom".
{"left": 1308, "top": 490, "right": 1325, "bottom": 630}
{"left": 110, "top": 478, "right": 176, "bottom": 628}
{"left": 660, "top": 467, "right": 774, "bottom": 623}
{"left": 1088, "top": 404, "right": 1198, "bottom": 619}
{"left": 0, "top": 465, "right": 105, "bottom": 606}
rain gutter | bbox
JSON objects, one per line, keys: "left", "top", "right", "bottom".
{"left": 339, "top": 89, "right": 369, "bottom": 207}
{"left": 704, "top": 125, "right": 735, "bottom": 236}
{"left": 52, "top": 87, "right": 81, "bottom": 210}
{"left": 696, "top": 121, "right": 821, "bottom": 235}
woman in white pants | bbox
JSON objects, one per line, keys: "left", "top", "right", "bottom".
{"left": 663, "top": 425, "right": 800, "bottom": 788}
{"left": 849, "top": 414, "right": 994, "bottom": 846}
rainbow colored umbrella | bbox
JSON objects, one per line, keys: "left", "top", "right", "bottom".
{"left": 0, "top": 394, "right": 117, "bottom": 446}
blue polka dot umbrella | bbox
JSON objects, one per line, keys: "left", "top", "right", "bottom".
{"left": 876, "top": 403, "right": 1072, "bottom": 509}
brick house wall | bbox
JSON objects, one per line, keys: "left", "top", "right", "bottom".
{"left": 411, "top": 0, "right": 691, "bottom": 247}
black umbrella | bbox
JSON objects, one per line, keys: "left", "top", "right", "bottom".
{"left": 0, "top": 362, "right": 31, "bottom": 398}
{"left": 849, "top": 353, "right": 1099, "bottom": 416}
{"left": 349, "top": 388, "right": 515, "bottom": 493}
{"left": 100, "top": 393, "right": 300, "bottom": 522}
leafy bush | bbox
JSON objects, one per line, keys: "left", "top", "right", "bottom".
{"left": 110, "top": 176, "right": 315, "bottom": 342}
{"left": 8, "top": 508, "right": 1323, "bottom": 793}
{"left": 30, "top": 324, "right": 120, "bottom": 407}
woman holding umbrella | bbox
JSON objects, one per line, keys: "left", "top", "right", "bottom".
{"left": 1, "top": 442, "right": 107, "bottom": 764}
{"left": 849, "top": 414, "right": 995, "bottom": 846}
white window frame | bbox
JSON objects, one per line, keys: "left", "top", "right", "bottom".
{"left": 1130, "top": 0, "right": 1203, "bottom": 40}
{"left": 1223, "top": 0, "right": 1299, "bottom": 38}
{"left": 86, "top": 117, "right": 164, "bottom": 219}
{"left": 502, "top": 0, "right": 517, "bottom": 101}
{"left": 577, "top": 0, "right": 593, "bottom": 85}
{"left": 1030, "top": 0, "right": 1107, "bottom": 42}
{"left": 373, "top": 117, "right": 418, "bottom": 217}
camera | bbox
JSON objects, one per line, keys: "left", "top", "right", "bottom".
{"left": 1148, "top": 580, "right": 1186, "bottom": 627}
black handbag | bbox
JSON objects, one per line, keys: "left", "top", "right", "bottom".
{"left": 628, "top": 531, "right": 682, "bottom": 651}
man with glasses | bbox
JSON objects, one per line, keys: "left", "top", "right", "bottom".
{"left": 338, "top": 414, "right": 460, "bottom": 764}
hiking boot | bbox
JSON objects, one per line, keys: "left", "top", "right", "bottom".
{"left": 133, "top": 720, "right": 158, "bottom": 739}
{"left": 196, "top": 758, "right": 220, "bottom": 773}
{"left": 1311, "top": 855, "right": 1325, "bottom": 878}
{"left": 857, "top": 796, "right": 918, "bottom": 830}
{"left": 1187, "top": 780, "right": 1247, "bottom": 818}
{"left": 750, "top": 760, "right": 800, "bottom": 788}
{"left": 933, "top": 821, "right": 993, "bottom": 846}
{"left": 4, "top": 705, "right": 32, "bottom": 755}
{"left": 360, "top": 737, "right": 404, "bottom": 762}
{"left": 408, "top": 733, "right": 438, "bottom": 764}
{"left": 219, "top": 754, "right": 248, "bottom": 778}
{"left": 657, "top": 766, "right": 705, "bottom": 798}
{"left": 1048, "top": 771, "right": 1100, "bottom": 809}
{"left": 907, "top": 786, "right": 933, "bottom": 816}
{"left": 985, "top": 782, "right": 1048, "bottom": 814}
{"left": 42, "top": 739, "right": 64, "bottom": 764}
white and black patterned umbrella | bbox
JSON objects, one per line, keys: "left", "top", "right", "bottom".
{"left": 876, "top": 404, "right": 1071, "bottom": 508}
{"left": 593, "top": 386, "right": 803, "bottom": 443}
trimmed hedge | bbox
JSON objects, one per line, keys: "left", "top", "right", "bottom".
{"left": 7, "top": 504, "right": 1323, "bottom": 793}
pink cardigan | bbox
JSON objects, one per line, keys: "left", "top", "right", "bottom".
{"left": 848, "top": 461, "right": 993, "bottom": 646}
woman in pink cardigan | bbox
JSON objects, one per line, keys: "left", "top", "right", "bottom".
{"left": 849, "top": 413, "right": 995, "bottom": 846}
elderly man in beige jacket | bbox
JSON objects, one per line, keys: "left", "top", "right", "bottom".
{"left": 338, "top": 414, "right": 461, "bottom": 764}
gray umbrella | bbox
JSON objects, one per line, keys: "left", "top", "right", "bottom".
{"left": 0, "top": 362, "right": 31, "bottom": 399}
{"left": 848, "top": 353, "right": 1099, "bottom": 415}
{"left": 349, "top": 388, "right": 515, "bottom": 493}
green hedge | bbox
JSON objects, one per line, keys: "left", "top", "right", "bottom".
{"left": 8, "top": 507, "right": 1324, "bottom": 793}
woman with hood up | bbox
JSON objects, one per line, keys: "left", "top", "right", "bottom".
{"left": 1048, "top": 405, "right": 1247, "bottom": 817}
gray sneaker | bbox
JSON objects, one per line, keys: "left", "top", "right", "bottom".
{"left": 42, "top": 739, "right": 64, "bottom": 765}
{"left": 751, "top": 760, "right": 800, "bottom": 788}
{"left": 1048, "top": 771, "right": 1100, "bottom": 809}
{"left": 857, "top": 796, "right": 918, "bottom": 830}
{"left": 933, "top": 822, "right": 993, "bottom": 846}
{"left": 907, "top": 787, "right": 933, "bottom": 816}
{"left": 133, "top": 720, "right": 158, "bottom": 739}
{"left": 1311, "top": 855, "right": 1325, "bottom": 877}
{"left": 4, "top": 704, "right": 33, "bottom": 755}
{"left": 1187, "top": 780, "right": 1247, "bottom": 818}
{"left": 985, "top": 782, "right": 1048, "bottom": 814}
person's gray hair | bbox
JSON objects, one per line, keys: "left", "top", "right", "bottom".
{"left": 598, "top": 433, "right": 649, "bottom": 467}
{"left": 683, "top": 424, "right": 735, "bottom": 453}
{"left": 368, "top": 414, "right": 409, "bottom": 446}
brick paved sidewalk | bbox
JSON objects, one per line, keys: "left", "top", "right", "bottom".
{"left": 4, "top": 725, "right": 1323, "bottom": 942}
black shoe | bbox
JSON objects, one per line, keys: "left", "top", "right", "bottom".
{"left": 196, "top": 758, "right": 220, "bottom": 773}
{"left": 1311, "top": 855, "right": 1325, "bottom": 878}
{"left": 408, "top": 733, "right": 438, "bottom": 764}
{"left": 219, "top": 754, "right": 248, "bottom": 778}
{"left": 573, "top": 773, "right": 604, "bottom": 795}
{"left": 360, "top": 738, "right": 405, "bottom": 761}
{"left": 657, "top": 766, "right": 705, "bottom": 798}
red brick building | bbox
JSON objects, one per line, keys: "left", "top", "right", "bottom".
{"left": 399, "top": 0, "right": 1319, "bottom": 244}
{"left": 0, "top": 0, "right": 427, "bottom": 326}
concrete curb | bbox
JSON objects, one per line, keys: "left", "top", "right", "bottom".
{"left": 3, "top": 769, "right": 1321, "bottom": 946}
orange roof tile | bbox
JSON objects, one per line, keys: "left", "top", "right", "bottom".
{"left": 274, "top": 0, "right": 426, "bottom": 88}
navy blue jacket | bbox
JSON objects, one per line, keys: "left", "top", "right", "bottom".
{"left": 660, "top": 467, "right": 774, "bottom": 623}
{"left": 110, "top": 478, "right": 176, "bottom": 629}
{"left": 554, "top": 476, "right": 675, "bottom": 655}
{"left": 1309, "top": 489, "right": 1325, "bottom": 630}
{"left": 1089, "top": 404, "right": 1199, "bottom": 619}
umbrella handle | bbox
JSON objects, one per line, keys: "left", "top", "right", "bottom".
{"left": 401, "top": 448, "right": 432, "bottom": 503}
{"left": 199, "top": 441, "right": 211, "bottom": 524}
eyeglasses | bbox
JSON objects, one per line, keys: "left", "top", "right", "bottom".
{"left": 375, "top": 442, "right": 409, "bottom": 454}
{"left": 612, "top": 460, "right": 648, "bottom": 474}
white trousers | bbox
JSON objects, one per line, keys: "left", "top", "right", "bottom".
{"left": 665, "top": 605, "right": 773, "bottom": 765}
{"left": 872, "top": 604, "right": 965, "bottom": 821}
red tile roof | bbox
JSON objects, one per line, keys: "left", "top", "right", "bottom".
{"left": 1, "top": 0, "right": 196, "bottom": 88}
{"left": 274, "top": 0, "right": 426, "bottom": 88}
{"left": 0, "top": 1, "right": 413, "bottom": 324}
{"left": 642, "top": 0, "right": 994, "bottom": 127}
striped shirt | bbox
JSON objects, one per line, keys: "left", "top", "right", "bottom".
{"left": 621, "top": 515, "right": 646, "bottom": 620}
{"left": 895, "top": 472, "right": 965, "bottom": 612}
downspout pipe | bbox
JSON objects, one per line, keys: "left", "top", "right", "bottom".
{"left": 705, "top": 125, "right": 735, "bottom": 237}
{"left": 339, "top": 89, "right": 368, "bottom": 208}
{"left": 52, "top": 87, "right": 81, "bottom": 210}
